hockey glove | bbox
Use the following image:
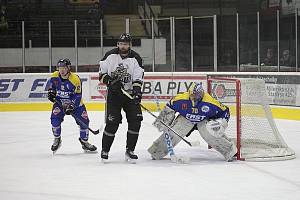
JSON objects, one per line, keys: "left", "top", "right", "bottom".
{"left": 99, "top": 73, "right": 123, "bottom": 92}
{"left": 108, "top": 80, "right": 123, "bottom": 92}
{"left": 48, "top": 89, "right": 56, "bottom": 103}
{"left": 64, "top": 103, "right": 75, "bottom": 115}
{"left": 132, "top": 86, "right": 142, "bottom": 104}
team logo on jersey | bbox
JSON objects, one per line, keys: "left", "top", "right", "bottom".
{"left": 201, "top": 105, "right": 210, "bottom": 112}
{"left": 108, "top": 114, "right": 115, "bottom": 122}
{"left": 181, "top": 103, "right": 187, "bottom": 110}
{"left": 81, "top": 111, "right": 88, "bottom": 120}
{"left": 111, "top": 64, "right": 131, "bottom": 83}
{"left": 61, "top": 85, "right": 65, "bottom": 91}
{"left": 53, "top": 107, "right": 61, "bottom": 115}
{"left": 53, "top": 80, "right": 59, "bottom": 87}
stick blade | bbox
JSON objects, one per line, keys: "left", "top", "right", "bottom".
{"left": 91, "top": 129, "right": 100, "bottom": 135}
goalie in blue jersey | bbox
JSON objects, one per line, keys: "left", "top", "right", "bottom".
{"left": 48, "top": 59, "right": 97, "bottom": 154}
{"left": 148, "top": 82, "right": 237, "bottom": 161}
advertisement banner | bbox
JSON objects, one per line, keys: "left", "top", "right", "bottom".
{"left": 0, "top": 74, "right": 90, "bottom": 102}
{"left": 89, "top": 74, "right": 207, "bottom": 102}
{"left": 208, "top": 74, "right": 300, "bottom": 106}
{"left": 1, "top": 73, "right": 299, "bottom": 107}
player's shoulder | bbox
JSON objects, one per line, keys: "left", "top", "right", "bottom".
{"left": 128, "top": 50, "right": 144, "bottom": 69}
{"left": 101, "top": 48, "right": 119, "bottom": 61}
{"left": 68, "top": 72, "right": 81, "bottom": 86}
{"left": 51, "top": 71, "right": 60, "bottom": 78}
{"left": 170, "top": 92, "right": 190, "bottom": 104}
{"left": 202, "top": 93, "right": 227, "bottom": 110}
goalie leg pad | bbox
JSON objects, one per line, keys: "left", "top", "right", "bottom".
{"left": 148, "top": 115, "right": 195, "bottom": 159}
{"left": 197, "top": 120, "right": 237, "bottom": 161}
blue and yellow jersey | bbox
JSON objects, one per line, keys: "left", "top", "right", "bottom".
{"left": 49, "top": 71, "right": 83, "bottom": 108}
{"left": 168, "top": 92, "right": 230, "bottom": 124}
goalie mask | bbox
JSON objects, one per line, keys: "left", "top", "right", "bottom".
{"left": 189, "top": 82, "right": 204, "bottom": 101}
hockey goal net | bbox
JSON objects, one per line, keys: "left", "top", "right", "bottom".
{"left": 207, "top": 77, "right": 295, "bottom": 161}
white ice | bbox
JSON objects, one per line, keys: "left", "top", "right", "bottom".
{"left": 0, "top": 111, "right": 300, "bottom": 200}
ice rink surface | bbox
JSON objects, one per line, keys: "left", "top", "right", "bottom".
{"left": 0, "top": 111, "right": 300, "bottom": 200}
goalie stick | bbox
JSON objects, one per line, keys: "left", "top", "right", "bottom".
{"left": 121, "top": 88, "right": 199, "bottom": 147}
{"left": 164, "top": 129, "right": 190, "bottom": 164}
{"left": 54, "top": 100, "right": 100, "bottom": 135}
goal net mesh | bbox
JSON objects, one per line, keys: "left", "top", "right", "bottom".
{"left": 208, "top": 78, "right": 295, "bottom": 161}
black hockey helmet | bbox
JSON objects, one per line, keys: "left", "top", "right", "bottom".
{"left": 118, "top": 33, "right": 132, "bottom": 43}
{"left": 57, "top": 58, "right": 71, "bottom": 69}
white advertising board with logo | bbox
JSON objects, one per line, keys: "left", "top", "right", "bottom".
{"left": 0, "top": 72, "right": 300, "bottom": 107}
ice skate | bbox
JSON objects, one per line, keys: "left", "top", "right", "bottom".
{"left": 78, "top": 138, "right": 97, "bottom": 153}
{"left": 125, "top": 149, "right": 138, "bottom": 164}
{"left": 100, "top": 150, "right": 109, "bottom": 163}
{"left": 51, "top": 136, "right": 62, "bottom": 154}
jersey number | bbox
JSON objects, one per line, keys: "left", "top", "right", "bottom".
{"left": 192, "top": 108, "right": 198, "bottom": 114}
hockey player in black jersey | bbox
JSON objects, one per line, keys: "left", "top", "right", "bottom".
{"left": 99, "top": 33, "right": 144, "bottom": 163}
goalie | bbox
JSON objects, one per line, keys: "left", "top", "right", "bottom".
{"left": 148, "top": 82, "right": 237, "bottom": 162}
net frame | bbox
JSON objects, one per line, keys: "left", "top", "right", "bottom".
{"left": 207, "top": 77, "right": 295, "bottom": 161}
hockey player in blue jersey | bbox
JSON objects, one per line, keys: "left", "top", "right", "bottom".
{"left": 48, "top": 59, "right": 97, "bottom": 153}
{"left": 149, "top": 82, "right": 237, "bottom": 161}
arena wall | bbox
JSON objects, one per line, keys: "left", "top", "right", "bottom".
{"left": 0, "top": 72, "right": 299, "bottom": 120}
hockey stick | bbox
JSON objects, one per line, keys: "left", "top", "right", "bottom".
{"left": 121, "top": 88, "right": 197, "bottom": 147}
{"left": 164, "top": 129, "right": 190, "bottom": 164}
{"left": 54, "top": 100, "right": 100, "bottom": 135}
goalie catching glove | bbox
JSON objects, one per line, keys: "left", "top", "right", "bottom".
{"left": 206, "top": 118, "right": 228, "bottom": 137}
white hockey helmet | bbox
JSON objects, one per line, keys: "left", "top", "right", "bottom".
{"left": 189, "top": 82, "right": 204, "bottom": 100}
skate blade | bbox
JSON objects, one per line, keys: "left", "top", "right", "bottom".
{"left": 51, "top": 143, "right": 62, "bottom": 155}
{"left": 101, "top": 158, "right": 109, "bottom": 164}
{"left": 125, "top": 156, "right": 137, "bottom": 164}
{"left": 83, "top": 150, "right": 98, "bottom": 154}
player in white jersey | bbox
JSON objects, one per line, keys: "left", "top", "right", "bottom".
{"left": 99, "top": 33, "right": 144, "bottom": 163}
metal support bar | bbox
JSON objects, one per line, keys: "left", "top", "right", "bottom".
{"left": 152, "top": 17, "right": 155, "bottom": 72}
{"left": 172, "top": 16, "right": 176, "bottom": 72}
{"left": 170, "top": 17, "right": 174, "bottom": 72}
{"left": 74, "top": 20, "right": 78, "bottom": 72}
{"left": 213, "top": 15, "right": 218, "bottom": 71}
{"left": 100, "top": 19, "right": 104, "bottom": 58}
{"left": 236, "top": 13, "right": 240, "bottom": 72}
{"left": 126, "top": 18, "right": 130, "bottom": 33}
{"left": 48, "top": 20, "right": 52, "bottom": 72}
{"left": 296, "top": 9, "right": 298, "bottom": 72}
{"left": 277, "top": 10, "right": 280, "bottom": 72}
{"left": 22, "top": 21, "right": 25, "bottom": 73}
{"left": 190, "top": 16, "right": 194, "bottom": 72}
{"left": 257, "top": 12, "right": 261, "bottom": 71}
